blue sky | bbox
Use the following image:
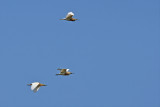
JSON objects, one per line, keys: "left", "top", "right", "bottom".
{"left": 0, "top": 0, "right": 159, "bottom": 107}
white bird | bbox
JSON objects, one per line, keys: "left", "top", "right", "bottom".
{"left": 60, "top": 12, "right": 78, "bottom": 21}
{"left": 56, "top": 68, "right": 73, "bottom": 75}
{"left": 27, "top": 82, "right": 47, "bottom": 93}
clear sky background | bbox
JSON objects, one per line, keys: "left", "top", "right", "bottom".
{"left": 0, "top": 0, "right": 159, "bottom": 107}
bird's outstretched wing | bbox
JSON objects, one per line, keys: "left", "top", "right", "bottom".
{"left": 66, "top": 12, "right": 74, "bottom": 20}
{"left": 31, "top": 82, "right": 39, "bottom": 92}
{"left": 33, "top": 86, "right": 40, "bottom": 93}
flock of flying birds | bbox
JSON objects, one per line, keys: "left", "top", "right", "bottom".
{"left": 27, "top": 12, "right": 77, "bottom": 93}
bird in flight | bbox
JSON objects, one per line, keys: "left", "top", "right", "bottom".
{"left": 56, "top": 68, "right": 73, "bottom": 75}
{"left": 27, "top": 82, "right": 47, "bottom": 93}
{"left": 60, "top": 12, "right": 78, "bottom": 21}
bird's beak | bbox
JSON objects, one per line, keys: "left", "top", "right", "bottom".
{"left": 27, "top": 84, "right": 32, "bottom": 86}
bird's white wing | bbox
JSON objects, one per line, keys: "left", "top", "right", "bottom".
{"left": 31, "top": 82, "right": 39, "bottom": 91}
{"left": 66, "top": 12, "right": 74, "bottom": 19}
{"left": 66, "top": 69, "right": 69, "bottom": 71}
{"left": 33, "top": 86, "right": 40, "bottom": 93}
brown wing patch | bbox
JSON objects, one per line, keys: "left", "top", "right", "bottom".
{"left": 60, "top": 69, "right": 67, "bottom": 73}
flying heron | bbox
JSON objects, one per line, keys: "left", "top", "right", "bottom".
{"left": 56, "top": 68, "right": 73, "bottom": 76}
{"left": 27, "top": 82, "right": 47, "bottom": 93}
{"left": 60, "top": 12, "right": 78, "bottom": 21}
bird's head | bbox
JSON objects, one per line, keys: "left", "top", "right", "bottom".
{"left": 39, "top": 84, "right": 47, "bottom": 86}
{"left": 71, "top": 18, "right": 78, "bottom": 21}
{"left": 69, "top": 72, "right": 74, "bottom": 74}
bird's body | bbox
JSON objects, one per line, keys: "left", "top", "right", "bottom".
{"left": 60, "top": 12, "right": 78, "bottom": 21}
{"left": 27, "top": 82, "right": 47, "bottom": 93}
{"left": 56, "top": 68, "right": 73, "bottom": 75}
